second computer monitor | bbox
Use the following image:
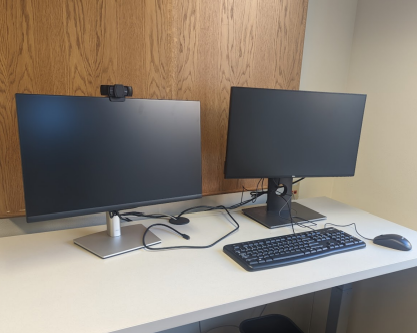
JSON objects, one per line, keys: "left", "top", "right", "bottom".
{"left": 225, "top": 87, "right": 366, "bottom": 228}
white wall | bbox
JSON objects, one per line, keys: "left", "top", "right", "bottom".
{"left": 298, "top": 0, "right": 358, "bottom": 199}
{"left": 331, "top": 1, "right": 417, "bottom": 332}
{"left": 332, "top": 0, "right": 417, "bottom": 230}
{"left": 289, "top": 1, "right": 417, "bottom": 332}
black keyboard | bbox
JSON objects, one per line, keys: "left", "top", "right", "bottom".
{"left": 223, "top": 227, "right": 366, "bottom": 271}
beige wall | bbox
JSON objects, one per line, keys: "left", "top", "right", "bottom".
{"left": 298, "top": 3, "right": 417, "bottom": 332}
{"left": 333, "top": 1, "right": 417, "bottom": 333}
{"left": 347, "top": 267, "right": 417, "bottom": 333}
{"left": 300, "top": 0, "right": 417, "bottom": 232}
{"left": 298, "top": 0, "right": 358, "bottom": 199}
{"left": 332, "top": 0, "right": 417, "bottom": 230}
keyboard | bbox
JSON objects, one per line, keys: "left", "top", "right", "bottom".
{"left": 223, "top": 227, "right": 366, "bottom": 271}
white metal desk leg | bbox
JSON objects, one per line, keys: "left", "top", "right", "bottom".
{"left": 325, "top": 284, "right": 352, "bottom": 333}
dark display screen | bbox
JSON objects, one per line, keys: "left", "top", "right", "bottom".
{"left": 16, "top": 94, "right": 202, "bottom": 222}
{"left": 225, "top": 87, "right": 366, "bottom": 178}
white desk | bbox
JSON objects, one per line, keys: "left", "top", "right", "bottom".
{"left": 1, "top": 197, "right": 417, "bottom": 333}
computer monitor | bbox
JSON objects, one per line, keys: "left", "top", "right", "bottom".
{"left": 225, "top": 87, "right": 366, "bottom": 228}
{"left": 16, "top": 94, "right": 202, "bottom": 258}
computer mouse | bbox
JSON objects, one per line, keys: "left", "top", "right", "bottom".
{"left": 373, "top": 234, "right": 412, "bottom": 251}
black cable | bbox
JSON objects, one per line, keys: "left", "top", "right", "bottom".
{"left": 224, "top": 186, "right": 261, "bottom": 209}
{"left": 119, "top": 177, "right": 307, "bottom": 251}
{"left": 176, "top": 205, "right": 223, "bottom": 218}
{"left": 259, "top": 304, "right": 268, "bottom": 317}
{"left": 228, "top": 177, "right": 305, "bottom": 211}
{"left": 260, "top": 193, "right": 370, "bottom": 240}
{"left": 324, "top": 222, "right": 373, "bottom": 241}
{"left": 292, "top": 177, "right": 305, "bottom": 185}
{"left": 118, "top": 211, "right": 176, "bottom": 222}
{"left": 278, "top": 193, "right": 296, "bottom": 234}
{"left": 292, "top": 216, "right": 317, "bottom": 231}
{"left": 272, "top": 177, "right": 304, "bottom": 188}
{"left": 228, "top": 180, "right": 267, "bottom": 210}
{"left": 255, "top": 177, "right": 263, "bottom": 199}
{"left": 144, "top": 223, "right": 190, "bottom": 240}
{"left": 278, "top": 195, "right": 317, "bottom": 233}
{"left": 270, "top": 176, "right": 314, "bottom": 233}
{"left": 142, "top": 205, "right": 239, "bottom": 250}
{"left": 240, "top": 185, "right": 248, "bottom": 204}
{"left": 120, "top": 178, "right": 304, "bottom": 220}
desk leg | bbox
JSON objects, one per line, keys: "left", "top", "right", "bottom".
{"left": 325, "top": 284, "right": 352, "bottom": 333}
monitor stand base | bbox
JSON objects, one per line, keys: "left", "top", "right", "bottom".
{"left": 74, "top": 212, "right": 161, "bottom": 258}
{"left": 243, "top": 202, "right": 326, "bottom": 229}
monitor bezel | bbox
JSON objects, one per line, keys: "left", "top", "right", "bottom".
{"left": 224, "top": 87, "right": 366, "bottom": 179}
{"left": 16, "top": 94, "right": 202, "bottom": 223}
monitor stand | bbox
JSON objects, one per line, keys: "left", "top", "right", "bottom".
{"left": 74, "top": 212, "right": 161, "bottom": 259}
{"left": 242, "top": 177, "right": 326, "bottom": 229}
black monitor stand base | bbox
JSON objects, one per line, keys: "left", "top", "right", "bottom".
{"left": 242, "top": 177, "right": 326, "bottom": 229}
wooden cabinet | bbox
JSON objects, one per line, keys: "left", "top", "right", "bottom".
{"left": 0, "top": 0, "right": 308, "bottom": 217}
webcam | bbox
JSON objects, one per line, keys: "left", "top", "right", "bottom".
{"left": 100, "top": 84, "right": 133, "bottom": 102}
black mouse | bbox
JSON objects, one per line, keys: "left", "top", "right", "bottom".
{"left": 373, "top": 234, "right": 412, "bottom": 251}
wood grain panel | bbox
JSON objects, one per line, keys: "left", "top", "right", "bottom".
{"left": 116, "top": 0, "right": 145, "bottom": 97}
{"left": 0, "top": 0, "right": 308, "bottom": 217}
{"left": 173, "top": 0, "right": 308, "bottom": 195}
{"left": 274, "top": 0, "right": 308, "bottom": 90}
{"left": 220, "top": 0, "right": 260, "bottom": 193}
{"left": 0, "top": 0, "right": 37, "bottom": 216}
{"left": 144, "top": 0, "right": 173, "bottom": 99}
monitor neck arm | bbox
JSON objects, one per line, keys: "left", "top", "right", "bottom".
{"left": 106, "top": 211, "right": 121, "bottom": 237}
{"left": 266, "top": 177, "right": 293, "bottom": 217}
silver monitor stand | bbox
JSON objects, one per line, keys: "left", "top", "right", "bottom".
{"left": 74, "top": 212, "right": 161, "bottom": 259}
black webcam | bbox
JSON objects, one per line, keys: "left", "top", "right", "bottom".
{"left": 100, "top": 84, "right": 133, "bottom": 102}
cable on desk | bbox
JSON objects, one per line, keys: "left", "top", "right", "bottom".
{"left": 278, "top": 194, "right": 296, "bottom": 235}
{"left": 228, "top": 178, "right": 267, "bottom": 210}
{"left": 116, "top": 178, "right": 307, "bottom": 251}
{"left": 142, "top": 205, "right": 240, "bottom": 251}
{"left": 291, "top": 215, "right": 318, "bottom": 230}
{"left": 277, "top": 201, "right": 373, "bottom": 240}
{"left": 117, "top": 211, "right": 180, "bottom": 222}
{"left": 278, "top": 195, "right": 317, "bottom": 233}
{"left": 324, "top": 222, "right": 373, "bottom": 240}
{"left": 119, "top": 178, "right": 304, "bottom": 221}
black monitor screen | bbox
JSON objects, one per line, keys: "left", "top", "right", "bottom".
{"left": 225, "top": 87, "right": 366, "bottom": 179}
{"left": 16, "top": 94, "right": 202, "bottom": 222}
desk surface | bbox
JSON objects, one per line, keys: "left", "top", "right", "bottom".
{"left": 1, "top": 197, "right": 417, "bottom": 333}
